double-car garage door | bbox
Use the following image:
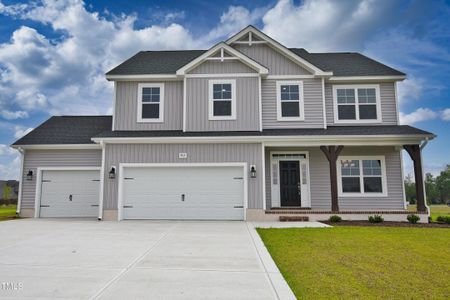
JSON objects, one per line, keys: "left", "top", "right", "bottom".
{"left": 38, "top": 165, "right": 245, "bottom": 220}
{"left": 121, "top": 166, "right": 245, "bottom": 220}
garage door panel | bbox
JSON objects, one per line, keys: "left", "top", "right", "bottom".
{"left": 122, "top": 166, "right": 245, "bottom": 220}
{"left": 39, "top": 170, "right": 100, "bottom": 218}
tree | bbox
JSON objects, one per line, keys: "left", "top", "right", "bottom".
{"left": 436, "top": 165, "right": 450, "bottom": 203}
{"left": 424, "top": 173, "right": 439, "bottom": 204}
{"left": 2, "top": 185, "right": 11, "bottom": 206}
{"left": 404, "top": 174, "right": 416, "bottom": 204}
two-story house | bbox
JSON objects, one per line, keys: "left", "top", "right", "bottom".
{"left": 12, "top": 26, "right": 435, "bottom": 222}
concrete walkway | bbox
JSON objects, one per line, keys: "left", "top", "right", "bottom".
{"left": 0, "top": 219, "right": 301, "bottom": 299}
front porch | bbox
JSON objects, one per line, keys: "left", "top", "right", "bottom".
{"left": 261, "top": 144, "right": 428, "bottom": 222}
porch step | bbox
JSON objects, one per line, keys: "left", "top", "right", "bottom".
{"left": 279, "top": 216, "right": 310, "bottom": 222}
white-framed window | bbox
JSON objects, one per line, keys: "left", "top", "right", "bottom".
{"left": 332, "top": 85, "right": 381, "bottom": 123}
{"left": 208, "top": 79, "right": 236, "bottom": 120}
{"left": 337, "top": 156, "right": 387, "bottom": 197}
{"left": 276, "top": 81, "right": 304, "bottom": 121}
{"left": 137, "top": 83, "right": 164, "bottom": 123}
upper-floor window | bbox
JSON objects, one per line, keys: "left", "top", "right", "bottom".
{"left": 276, "top": 81, "right": 304, "bottom": 121}
{"left": 208, "top": 79, "right": 236, "bottom": 120}
{"left": 137, "top": 83, "right": 164, "bottom": 123}
{"left": 338, "top": 156, "right": 387, "bottom": 197}
{"left": 333, "top": 85, "right": 381, "bottom": 123}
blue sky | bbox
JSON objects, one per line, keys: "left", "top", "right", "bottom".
{"left": 0, "top": 0, "right": 449, "bottom": 179}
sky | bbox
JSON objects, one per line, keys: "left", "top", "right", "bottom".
{"left": 0, "top": 0, "right": 449, "bottom": 180}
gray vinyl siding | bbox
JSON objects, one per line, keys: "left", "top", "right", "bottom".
{"left": 325, "top": 82, "right": 398, "bottom": 126}
{"left": 265, "top": 146, "right": 404, "bottom": 210}
{"left": 103, "top": 143, "right": 263, "bottom": 210}
{"left": 114, "top": 81, "right": 183, "bottom": 131}
{"left": 262, "top": 79, "right": 324, "bottom": 128}
{"left": 185, "top": 77, "right": 260, "bottom": 131}
{"left": 233, "top": 44, "right": 311, "bottom": 75}
{"left": 20, "top": 149, "right": 102, "bottom": 209}
{"left": 189, "top": 60, "right": 256, "bottom": 74}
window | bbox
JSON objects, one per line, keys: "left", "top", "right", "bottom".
{"left": 208, "top": 80, "right": 236, "bottom": 120}
{"left": 276, "top": 81, "right": 304, "bottom": 121}
{"left": 137, "top": 83, "right": 164, "bottom": 122}
{"left": 333, "top": 85, "right": 381, "bottom": 123}
{"left": 338, "top": 156, "right": 387, "bottom": 196}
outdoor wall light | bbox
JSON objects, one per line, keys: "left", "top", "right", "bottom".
{"left": 250, "top": 165, "right": 257, "bottom": 178}
{"left": 26, "top": 170, "right": 33, "bottom": 180}
{"left": 109, "top": 166, "right": 116, "bottom": 179}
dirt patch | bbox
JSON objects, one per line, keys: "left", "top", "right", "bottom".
{"left": 323, "top": 220, "right": 450, "bottom": 228}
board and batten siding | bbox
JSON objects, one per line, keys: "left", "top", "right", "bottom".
{"left": 20, "top": 149, "right": 102, "bottom": 209}
{"left": 114, "top": 81, "right": 183, "bottom": 131}
{"left": 103, "top": 143, "right": 263, "bottom": 210}
{"left": 325, "top": 82, "right": 398, "bottom": 125}
{"left": 185, "top": 77, "right": 260, "bottom": 131}
{"left": 189, "top": 60, "right": 257, "bottom": 74}
{"left": 262, "top": 79, "right": 324, "bottom": 128}
{"left": 265, "top": 146, "right": 404, "bottom": 210}
{"left": 233, "top": 44, "right": 311, "bottom": 75}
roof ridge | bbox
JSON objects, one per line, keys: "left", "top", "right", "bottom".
{"left": 140, "top": 49, "right": 207, "bottom": 53}
{"left": 56, "top": 115, "right": 112, "bottom": 118}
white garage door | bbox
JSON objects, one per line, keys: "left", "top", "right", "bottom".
{"left": 121, "top": 166, "right": 245, "bottom": 220}
{"left": 39, "top": 170, "right": 100, "bottom": 218}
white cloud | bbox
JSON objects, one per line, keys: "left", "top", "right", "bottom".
{"left": 0, "top": 110, "right": 28, "bottom": 120}
{"left": 396, "top": 77, "right": 424, "bottom": 107}
{"left": 399, "top": 108, "right": 439, "bottom": 125}
{"left": 0, "top": 144, "right": 20, "bottom": 180}
{"left": 442, "top": 108, "right": 450, "bottom": 121}
{"left": 14, "top": 126, "right": 33, "bottom": 139}
{"left": 0, "top": 144, "right": 16, "bottom": 156}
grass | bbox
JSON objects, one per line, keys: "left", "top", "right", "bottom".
{"left": 257, "top": 227, "right": 450, "bottom": 299}
{"left": 0, "top": 204, "right": 17, "bottom": 221}
{"left": 408, "top": 204, "right": 450, "bottom": 221}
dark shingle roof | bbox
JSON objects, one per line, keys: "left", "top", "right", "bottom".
{"left": 106, "top": 48, "right": 405, "bottom": 76}
{"left": 12, "top": 116, "right": 112, "bottom": 145}
{"left": 94, "top": 125, "right": 433, "bottom": 139}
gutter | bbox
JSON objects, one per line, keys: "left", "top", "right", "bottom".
{"left": 16, "top": 147, "right": 25, "bottom": 215}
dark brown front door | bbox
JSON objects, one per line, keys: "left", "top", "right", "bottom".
{"left": 279, "top": 161, "right": 301, "bottom": 206}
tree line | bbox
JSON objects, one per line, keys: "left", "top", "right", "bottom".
{"left": 405, "top": 164, "right": 450, "bottom": 204}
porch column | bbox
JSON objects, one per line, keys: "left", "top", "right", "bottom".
{"left": 404, "top": 144, "right": 427, "bottom": 212}
{"left": 320, "top": 145, "right": 344, "bottom": 212}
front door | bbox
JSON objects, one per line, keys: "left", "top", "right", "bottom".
{"left": 279, "top": 161, "right": 301, "bottom": 206}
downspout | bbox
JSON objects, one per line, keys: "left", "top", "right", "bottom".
{"left": 16, "top": 147, "right": 25, "bottom": 215}
{"left": 419, "top": 137, "right": 430, "bottom": 218}
{"left": 98, "top": 141, "right": 106, "bottom": 220}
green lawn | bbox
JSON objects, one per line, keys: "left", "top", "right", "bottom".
{"left": 408, "top": 204, "right": 450, "bottom": 221}
{"left": 257, "top": 227, "right": 450, "bottom": 299}
{"left": 0, "top": 204, "right": 17, "bottom": 221}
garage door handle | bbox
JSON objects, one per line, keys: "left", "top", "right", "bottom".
{"left": 234, "top": 205, "right": 244, "bottom": 208}
{"left": 91, "top": 204, "right": 99, "bottom": 207}
{"left": 123, "top": 205, "right": 133, "bottom": 208}
{"left": 233, "top": 177, "right": 243, "bottom": 180}
{"left": 40, "top": 205, "right": 50, "bottom": 207}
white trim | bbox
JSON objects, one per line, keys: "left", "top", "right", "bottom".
{"left": 328, "top": 75, "right": 406, "bottom": 82}
{"left": 208, "top": 79, "right": 237, "bottom": 120}
{"left": 112, "top": 82, "right": 116, "bottom": 131}
{"left": 98, "top": 142, "right": 106, "bottom": 220}
{"left": 185, "top": 73, "right": 259, "bottom": 78}
{"left": 176, "top": 42, "right": 269, "bottom": 75}
{"left": 226, "top": 26, "right": 332, "bottom": 76}
{"left": 92, "top": 135, "right": 433, "bottom": 146}
{"left": 33, "top": 166, "right": 102, "bottom": 218}
{"left": 16, "top": 148, "right": 25, "bottom": 214}
{"left": 276, "top": 81, "right": 305, "bottom": 121}
{"left": 117, "top": 162, "right": 248, "bottom": 221}
{"left": 394, "top": 81, "right": 400, "bottom": 124}
{"left": 337, "top": 156, "right": 387, "bottom": 197}
{"left": 183, "top": 77, "right": 187, "bottom": 132}
{"left": 267, "top": 75, "right": 315, "bottom": 79}
{"left": 137, "top": 83, "right": 164, "bottom": 123}
{"left": 399, "top": 149, "right": 407, "bottom": 209}
{"left": 261, "top": 143, "right": 266, "bottom": 210}
{"left": 11, "top": 144, "right": 101, "bottom": 150}
{"left": 258, "top": 76, "right": 263, "bottom": 131}
{"left": 106, "top": 74, "right": 180, "bottom": 81}
{"left": 269, "top": 151, "right": 311, "bottom": 208}
{"left": 321, "top": 78, "right": 327, "bottom": 129}
{"left": 332, "top": 84, "right": 382, "bottom": 124}
{"left": 232, "top": 41, "right": 267, "bottom": 45}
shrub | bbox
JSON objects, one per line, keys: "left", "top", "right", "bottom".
{"left": 407, "top": 214, "right": 420, "bottom": 224}
{"left": 368, "top": 215, "right": 384, "bottom": 223}
{"left": 436, "top": 216, "right": 450, "bottom": 224}
{"left": 329, "top": 215, "right": 342, "bottom": 222}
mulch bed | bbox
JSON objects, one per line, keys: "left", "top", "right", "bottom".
{"left": 323, "top": 220, "right": 450, "bottom": 228}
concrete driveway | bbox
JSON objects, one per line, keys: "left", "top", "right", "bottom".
{"left": 0, "top": 219, "right": 295, "bottom": 299}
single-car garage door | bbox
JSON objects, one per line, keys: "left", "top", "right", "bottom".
{"left": 121, "top": 165, "right": 245, "bottom": 220}
{"left": 39, "top": 169, "right": 100, "bottom": 218}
